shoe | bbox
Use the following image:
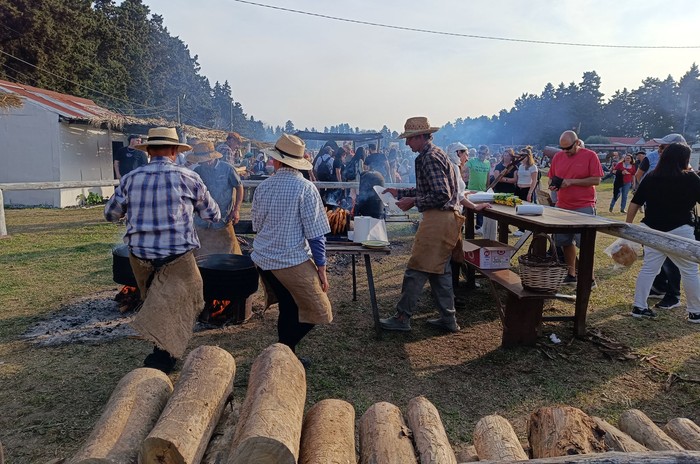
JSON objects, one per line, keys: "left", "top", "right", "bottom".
{"left": 379, "top": 312, "right": 411, "bottom": 331}
{"left": 474, "top": 227, "right": 483, "bottom": 236}
{"left": 688, "top": 312, "right": 700, "bottom": 324}
{"left": 591, "top": 280, "right": 597, "bottom": 290}
{"left": 513, "top": 230, "right": 524, "bottom": 237}
{"left": 426, "top": 317, "right": 461, "bottom": 333}
{"left": 620, "top": 209, "right": 626, "bottom": 214}
{"left": 144, "top": 347, "right": 177, "bottom": 374}
{"left": 609, "top": 207, "right": 613, "bottom": 213}
{"left": 648, "top": 288, "right": 664, "bottom": 300}
{"left": 297, "top": 356, "right": 312, "bottom": 370}
{"left": 654, "top": 297, "right": 681, "bottom": 310}
{"left": 631, "top": 306, "right": 658, "bottom": 319}
{"left": 563, "top": 274, "right": 577, "bottom": 285}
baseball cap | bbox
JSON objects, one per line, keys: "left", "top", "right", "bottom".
{"left": 652, "top": 133, "right": 686, "bottom": 144}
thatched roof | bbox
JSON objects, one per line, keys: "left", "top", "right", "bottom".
{"left": 0, "top": 93, "right": 23, "bottom": 110}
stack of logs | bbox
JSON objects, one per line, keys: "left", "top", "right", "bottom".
{"left": 59, "top": 343, "right": 700, "bottom": 464}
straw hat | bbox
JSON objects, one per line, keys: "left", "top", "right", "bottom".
{"left": 263, "top": 134, "right": 312, "bottom": 170}
{"left": 397, "top": 116, "right": 440, "bottom": 139}
{"left": 186, "top": 141, "right": 222, "bottom": 163}
{"left": 135, "top": 127, "right": 192, "bottom": 153}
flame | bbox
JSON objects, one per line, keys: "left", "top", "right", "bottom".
{"left": 209, "top": 299, "right": 231, "bottom": 319}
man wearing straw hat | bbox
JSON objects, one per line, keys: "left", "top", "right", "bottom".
{"left": 189, "top": 141, "right": 244, "bottom": 256}
{"left": 105, "top": 127, "right": 221, "bottom": 373}
{"left": 252, "top": 134, "right": 332, "bottom": 367}
{"left": 380, "top": 116, "right": 472, "bottom": 333}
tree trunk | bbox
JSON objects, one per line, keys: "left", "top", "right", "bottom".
{"left": 299, "top": 399, "right": 356, "bottom": 464}
{"left": 592, "top": 416, "right": 648, "bottom": 452}
{"left": 227, "top": 343, "right": 306, "bottom": 464}
{"left": 474, "top": 414, "right": 528, "bottom": 461}
{"left": 406, "top": 396, "right": 457, "bottom": 464}
{"left": 474, "top": 450, "right": 700, "bottom": 463}
{"left": 68, "top": 368, "right": 173, "bottom": 464}
{"left": 619, "top": 409, "right": 684, "bottom": 451}
{"left": 201, "top": 399, "right": 241, "bottom": 464}
{"left": 528, "top": 406, "right": 607, "bottom": 458}
{"left": 140, "top": 346, "right": 236, "bottom": 464}
{"left": 359, "top": 401, "right": 418, "bottom": 464}
{"left": 664, "top": 418, "right": 700, "bottom": 451}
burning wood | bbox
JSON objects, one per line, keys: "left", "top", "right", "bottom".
{"left": 114, "top": 286, "right": 141, "bottom": 313}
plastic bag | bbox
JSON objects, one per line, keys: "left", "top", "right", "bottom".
{"left": 604, "top": 238, "right": 641, "bottom": 269}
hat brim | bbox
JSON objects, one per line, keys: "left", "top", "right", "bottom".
{"left": 186, "top": 150, "right": 223, "bottom": 163}
{"left": 135, "top": 141, "right": 193, "bottom": 153}
{"left": 263, "top": 148, "right": 312, "bottom": 171}
{"left": 397, "top": 127, "right": 440, "bottom": 139}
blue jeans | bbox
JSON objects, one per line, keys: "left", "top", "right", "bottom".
{"left": 610, "top": 183, "right": 631, "bottom": 211}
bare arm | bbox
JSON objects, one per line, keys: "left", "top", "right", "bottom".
{"left": 113, "top": 160, "right": 121, "bottom": 180}
{"left": 625, "top": 202, "right": 641, "bottom": 223}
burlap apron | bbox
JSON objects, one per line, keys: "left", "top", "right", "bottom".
{"left": 259, "top": 260, "right": 333, "bottom": 324}
{"left": 408, "top": 209, "right": 465, "bottom": 274}
{"left": 129, "top": 251, "right": 204, "bottom": 358}
{"left": 195, "top": 222, "right": 242, "bottom": 257}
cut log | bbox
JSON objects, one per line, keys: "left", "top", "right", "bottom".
{"left": 406, "top": 396, "right": 457, "bottom": 464}
{"left": 140, "top": 345, "right": 236, "bottom": 464}
{"left": 474, "top": 450, "right": 700, "bottom": 463}
{"left": 360, "top": 401, "right": 418, "bottom": 464}
{"left": 474, "top": 414, "right": 528, "bottom": 461}
{"left": 664, "top": 418, "right": 700, "bottom": 451}
{"left": 592, "top": 416, "right": 648, "bottom": 452}
{"left": 68, "top": 367, "right": 173, "bottom": 464}
{"left": 528, "top": 406, "right": 607, "bottom": 458}
{"left": 201, "top": 399, "right": 241, "bottom": 464}
{"left": 299, "top": 399, "right": 356, "bottom": 464}
{"left": 227, "top": 343, "right": 306, "bottom": 464}
{"left": 619, "top": 409, "right": 684, "bottom": 451}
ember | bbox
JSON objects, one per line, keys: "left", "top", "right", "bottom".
{"left": 114, "top": 286, "right": 140, "bottom": 313}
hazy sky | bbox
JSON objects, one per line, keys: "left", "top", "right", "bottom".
{"left": 141, "top": 0, "right": 700, "bottom": 132}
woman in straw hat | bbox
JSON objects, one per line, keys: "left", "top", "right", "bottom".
{"left": 251, "top": 134, "right": 332, "bottom": 367}
{"left": 105, "top": 127, "right": 221, "bottom": 373}
{"left": 188, "top": 141, "right": 244, "bottom": 256}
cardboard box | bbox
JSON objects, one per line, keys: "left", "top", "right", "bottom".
{"left": 463, "top": 239, "right": 515, "bottom": 270}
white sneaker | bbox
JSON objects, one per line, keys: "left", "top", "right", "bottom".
{"left": 513, "top": 230, "right": 524, "bottom": 237}
{"left": 474, "top": 227, "right": 483, "bottom": 236}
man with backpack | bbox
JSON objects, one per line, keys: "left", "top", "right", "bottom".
{"left": 314, "top": 146, "right": 335, "bottom": 181}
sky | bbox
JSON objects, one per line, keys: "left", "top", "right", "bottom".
{"left": 140, "top": 0, "right": 700, "bottom": 133}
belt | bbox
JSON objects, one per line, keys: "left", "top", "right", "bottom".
{"left": 131, "top": 250, "right": 187, "bottom": 269}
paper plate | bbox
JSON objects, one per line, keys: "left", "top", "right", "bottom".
{"left": 362, "top": 240, "right": 390, "bottom": 249}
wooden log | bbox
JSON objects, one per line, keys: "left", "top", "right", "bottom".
{"left": 528, "top": 406, "right": 607, "bottom": 458}
{"left": 67, "top": 368, "right": 173, "bottom": 464}
{"left": 359, "top": 401, "right": 418, "bottom": 464}
{"left": 227, "top": 343, "right": 306, "bottom": 464}
{"left": 474, "top": 414, "right": 528, "bottom": 461}
{"left": 201, "top": 399, "right": 241, "bottom": 464}
{"left": 457, "top": 445, "right": 479, "bottom": 462}
{"left": 665, "top": 418, "right": 700, "bottom": 451}
{"left": 619, "top": 409, "right": 684, "bottom": 451}
{"left": 592, "top": 416, "right": 648, "bottom": 452}
{"left": 406, "top": 396, "right": 457, "bottom": 464}
{"left": 602, "top": 223, "right": 700, "bottom": 264}
{"left": 140, "top": 345, "right": 236, "bottom": 464}
{"left": 299, "top": 399, "right": 356, "bottom": 464}
{"left": 0, "top": 439, "right": 4, "bottom": 464}
{"left": 474, "top": 450, "right": 700, "bottom": 463}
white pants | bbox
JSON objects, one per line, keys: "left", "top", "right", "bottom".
{"left": 633, "top": 224, "right": 700, "bottom": 313}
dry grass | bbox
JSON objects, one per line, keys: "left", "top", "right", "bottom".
{"left": 1, "top": 185, "right": 699, "bottom": 463}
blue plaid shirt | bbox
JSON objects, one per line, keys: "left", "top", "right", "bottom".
{"left": 251, "top": 168, "right": 330, "bottom": 270}
{"left": 193, "top": 160, "right": 242, "bottom": 230}
{"left": 105, "top": 157, "right": 221, "bottom": 259}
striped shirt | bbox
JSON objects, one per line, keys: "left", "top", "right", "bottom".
{"left": 104, "top": 158, "right": 221, "bottom": 259}
{"left": 251, "top": 168, "right": 330, "bottom": 270}
{"left": 397, "top": 142, "right": 460, "bottom": 212}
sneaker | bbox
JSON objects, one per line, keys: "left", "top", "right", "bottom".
{"left": 609, "top": 207, "right": 613, "bottom": 213}
{"left": 563, "top": 274, "right": 577, "bottom": 286}
{"left": 648, "top": 288, "right": 664, "bottom": 300}
{"left": 474, "top": 227, "right": 483, "bottom": 236}
{"left": 513, "top": 230, "right": 524, "bottom": 237}
{"left": 144, "top": 347, "right": 178, "bottom": 374}
{"left": 688, "top": 312, "right": 700, "bottom": 324}
{"left": 620, "top": 209, "right": 626, "bottom": 214}
{"left": 631, "top": 306, "right": 658, "bottom": 319}
{"left": 591, "top": 280, "right": 597, "bottom": 290}
{"left": 654, "top": 297, "right": 681, "bottom": 310}
{"left": 380, "top": 312, "right": 411, "bottom": 332}
{"left": 426, "top": 317, "right": 461, "bottom": 333}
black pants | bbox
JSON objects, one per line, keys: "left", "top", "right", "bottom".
{"left": 261, "top": 270, "right": 314, "bottom": 353}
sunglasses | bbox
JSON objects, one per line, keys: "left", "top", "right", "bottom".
{"left": 457, "top": 150, "right": 467, "bottom": 153}
{"left": 560, "top": 140, "right": 578, "bottom": 151}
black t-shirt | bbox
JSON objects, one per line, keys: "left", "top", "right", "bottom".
{"left": 632, "top": 171, "right": 700, "bottom": 231}
{"left": 116, "top": 147, "right": 148, "bottom": 176}
{"left": 638, "top": 157, "right": 650, "bottom": 173}
{"left": 492, "top": 161, "right": 516, "bottom": 193}
{"left": 333, "top": 157, "right": 345, "bottom": 180}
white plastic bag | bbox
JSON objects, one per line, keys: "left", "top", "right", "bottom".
{"left": 604, "top": 238, "right": 641, "bottom": 269}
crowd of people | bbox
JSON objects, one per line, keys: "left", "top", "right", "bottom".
{"left": 103, "top": 120, "right": 699, "bottom": 374}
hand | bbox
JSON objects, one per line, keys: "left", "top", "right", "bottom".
{"left": 317, "top": 265, "right": 329, "bottom": 292}
{"left": 526, "top": 192, "right": 533, "bottom": 202}
{"left": 474, "top": 203, "right": 491, "bottom": 211}
{"left": 396, "top": 196, "right": 416, "bottom": 211}
{"left": 561, "top": 178, "right": 573, "bottom": 189}
{"left": 383, "top": 187, "right": 398, "bottom": 198}
{"left": 231, "top": 208, "right": 240, "bottom": 225}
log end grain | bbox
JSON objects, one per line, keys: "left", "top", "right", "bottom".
{"left": 664, "top": 417, "right": 700, "bottom": 451}
{"left": 300, "top": 399, "right": 356, "bottom": 464}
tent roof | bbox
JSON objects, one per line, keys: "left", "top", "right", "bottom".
{"left": 294, "top": 131, "right": 383, "bottom": 143}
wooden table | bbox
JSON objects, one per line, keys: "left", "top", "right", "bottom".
{"left": 464, "top": 203, "right": 624, "bottom": 340}
{"left": 326, "top": 242, "right": 391, "bottom": 339}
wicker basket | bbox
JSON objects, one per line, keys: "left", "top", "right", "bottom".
{"left": 518, "top": 233, "right": 568, "bottom": 293}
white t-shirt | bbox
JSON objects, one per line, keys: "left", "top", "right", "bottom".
{"left": 516, "top": 164, "right": 538, "bottom": 188}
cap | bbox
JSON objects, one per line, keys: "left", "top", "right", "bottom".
{"left": 652, "top": 133, "right": 686, "bottom": 145}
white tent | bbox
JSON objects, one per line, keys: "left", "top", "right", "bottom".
{"left": 0, "top": 79, "right": 123, "bottom": 207}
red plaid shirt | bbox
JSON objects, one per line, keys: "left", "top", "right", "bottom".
{"left": 398, "top": 142, "right": 460, "bottom": 212}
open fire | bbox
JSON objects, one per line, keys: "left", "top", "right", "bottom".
{"left": 113, "top": 286, "right": 140, "bottom": 313}
{"left": 199, "top": 299, "right": 233, "bottom": 326}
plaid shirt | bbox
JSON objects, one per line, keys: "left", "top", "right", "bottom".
{"left": 251, "top": 168, "right": 330, "bottom": 270}
{"left": 193, "top": 160, "right": 242, "bottom": 230}
{"left": 104, "top": 158, "right": 221, "bottom": 259}
{"left": 215, "top": 142, "right": 242, "bottom": 166}
{"left": 397, "top": 142, "right": 459, "bottom": 212}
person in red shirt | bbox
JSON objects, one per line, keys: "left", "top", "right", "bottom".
{"left": 609, "top": 153, "right": 636, "bottom": 214}
{"left": 548, "top": 130, "right": 604, "bottom": 284}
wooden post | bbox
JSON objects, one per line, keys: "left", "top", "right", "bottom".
{"left": 502, "top": 295, "right": 543, "bottom": 347}
{"left": 0, "top": 190, "right": 7, "bottom": 237}
{"left": 359, "top": 402, "right": 418, "bottom": 464}
{"left": 299, "top": 399, "right": 356, "bottom": 464}
{"left": 406, "top": 396, "right": 457, "bottom": 464}
{"left": 528, "top": 406, "right": 607, "bottom": 458}
{"left": 68, "top": 368, "right": 173, "bottom": 464}
{"left": 474, "top": 415, "right": 528, "bottom": 461}
{"left": 592, "top": 417, "right": 648, "bottom": 452}
{"left": 664, "top": 418, "right": 700, "bottom": 451}
{"left": 474, "top": 450, "right": 700, "bottom": 463}
{"left": 619, "top": 409, "right": 684, "bottom": 451}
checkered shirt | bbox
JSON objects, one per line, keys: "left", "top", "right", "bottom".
{"left": 251, "top": 168, "right": 331, "bottom": 270}
{"left": 397, "top": 142, "right": 459, "bottom": 212}
{"left": 104, "top": 158, "right": 221, "bottom": 259}
{"left": 193, "top": 160, "right": 242, "bottom": 230}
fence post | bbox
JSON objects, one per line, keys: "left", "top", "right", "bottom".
{"left": 0, "top": 189, "right": 7, "bottom": 237}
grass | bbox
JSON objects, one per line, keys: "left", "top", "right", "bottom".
{"left": 1, "top": 185, "right": 699, "bottom": 462}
